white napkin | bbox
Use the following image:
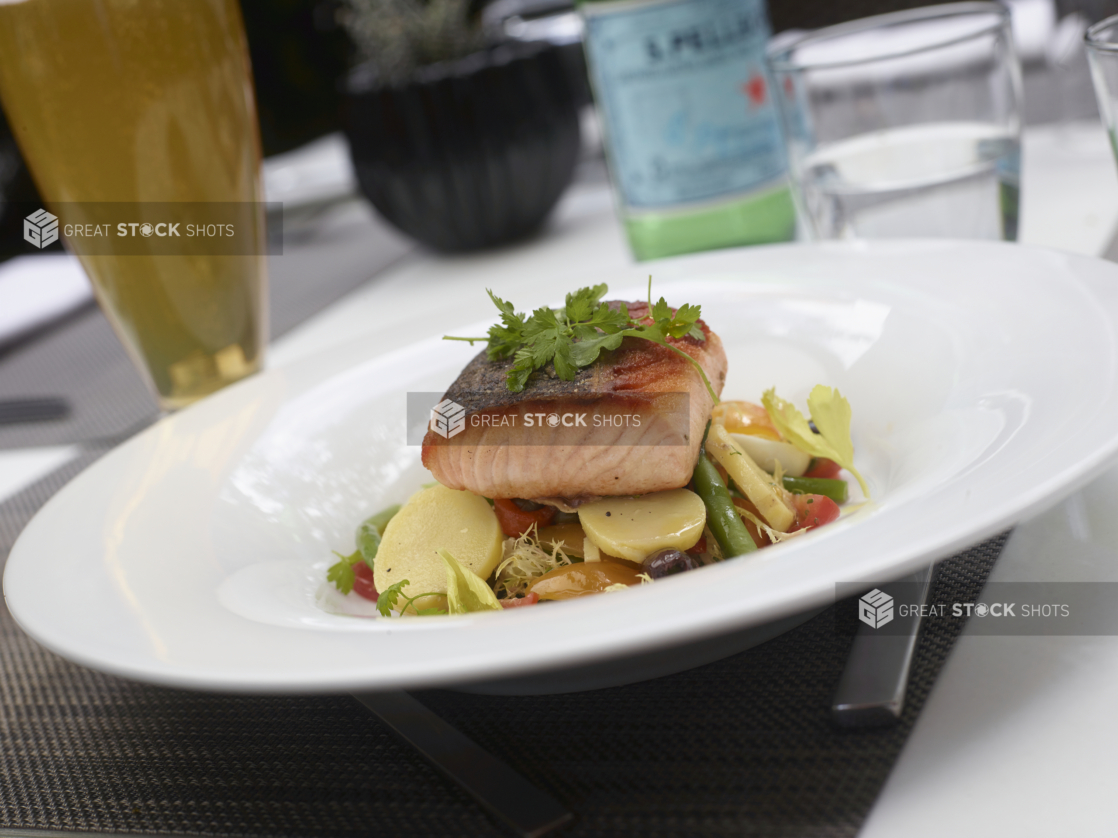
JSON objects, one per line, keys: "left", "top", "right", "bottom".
{"left": 263, "top": 132, "right": 357, "bottom": 207}
{"left": 0, "top": 253, "right": 94, "bottom": 350}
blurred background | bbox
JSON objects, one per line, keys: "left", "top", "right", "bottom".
{"left": 0, "top": 0, "right": 1113, "bottom": 261}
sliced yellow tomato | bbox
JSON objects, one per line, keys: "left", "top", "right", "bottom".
{"left": 528, "top": 562, "right": 642, "bottom": 600}
{"left": 535, "top": 523, "right": 586, "bottom": 557}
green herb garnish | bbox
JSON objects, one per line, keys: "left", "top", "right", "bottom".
{"left": 376, "top": 579, "right": 407, "bottom": 616}
{"left": 327, "top": 505, "right": 401, "bottom": 595}
{"left": 374, "top": 552, "right": 504, "bottom": 618}
{"left": 326, "top": 550, "right": 364, "bottom": 595}
{"left": 444, "top": 279, "right": 718, "bottom": 401}
{"left": 376, "top": 578, "right": 448, "bottom": 617}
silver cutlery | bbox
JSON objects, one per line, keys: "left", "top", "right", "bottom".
{"left": 0, "top": 397, "right": 69, "bottom": 425}
{"left": 354, "top": 690, "right": 573, "bottom": 837}
{"left": 832, "top": 564, "right": 935, "bottom": 727}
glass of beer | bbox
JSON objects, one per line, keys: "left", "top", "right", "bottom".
{"left": 0, "top": 0, "right": 267, "bottom": 411}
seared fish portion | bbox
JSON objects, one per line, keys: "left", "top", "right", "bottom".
{"left": 422, "top": 302, "right": 727, "bottom": 502}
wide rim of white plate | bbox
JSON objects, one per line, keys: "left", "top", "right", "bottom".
{"left": 5, "top": 240, "right": 1118, "bottom": 694}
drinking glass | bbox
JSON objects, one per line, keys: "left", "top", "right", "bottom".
{"left": 0, "top": 0, "right": 267, "bottom": 411}
{"left": 1086, "top": 14, "right": 1118, "bottom": 164}
{"left": 765, "top": 3, "right": 1023, "bottom": 241}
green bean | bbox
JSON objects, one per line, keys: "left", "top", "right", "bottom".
{"left": 356, "top": 504, "right": 401, "bottom": 568}
{"left": 692, "top": 451, "right": 757, "bottom": 558}
{"left": 781, "top": 476, "right": 848, "bottom": 504}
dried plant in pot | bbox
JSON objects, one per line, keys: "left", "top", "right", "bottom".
{"left": 342, "top": 0, "right": 582, "bottom": 252}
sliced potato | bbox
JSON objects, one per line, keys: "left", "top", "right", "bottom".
{"left": 582, "top": 538, "right": 601, "bottom": 563}
{"left": 577, "top": 488, "right": 705, "bottom": 563}
{"left": 374, "top": 484, "right": 503, "bottom": 610}
{"left": 731, "top": 433, "right": 811, "bottom": 477}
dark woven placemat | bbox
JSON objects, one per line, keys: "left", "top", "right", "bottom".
{"left": 0, "top": 448, "right": 1008, "bottom": 836}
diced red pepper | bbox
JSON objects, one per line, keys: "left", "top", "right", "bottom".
{"left": 686, "top": 534, "right": 708, "bottom": 555}
{"left": 492, "top": 498, "right": 556, "bottom": 538}
{"left": 353, "top": 562, "right": 378, "bottom": 602}
{"left": 501, "top": 592, "right": 540, "bottom": 608}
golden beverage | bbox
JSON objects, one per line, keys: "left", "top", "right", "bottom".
{"left": 0, "top": 0, "right": 267, "bottom": 410}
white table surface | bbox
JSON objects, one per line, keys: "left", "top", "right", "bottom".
{"left": 2, "top": 118, "right": 1117, "bottom": 835}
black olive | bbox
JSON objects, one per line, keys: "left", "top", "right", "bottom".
{"left": 641, "top": 549, "right": 696, "bottom": 579}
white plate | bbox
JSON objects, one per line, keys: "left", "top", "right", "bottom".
{"left": 6, "top": 241, "right": 1118, "bottom": 694}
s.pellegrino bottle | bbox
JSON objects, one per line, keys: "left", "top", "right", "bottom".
{"left": 579, "top": 0, "right": 794, "bottom": 260}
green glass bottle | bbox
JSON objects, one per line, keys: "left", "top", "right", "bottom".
{"left": 579, "top": 0, "right": 795, "bottom": 261}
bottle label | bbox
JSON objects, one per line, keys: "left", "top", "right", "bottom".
{"left": 583, "top": 0, "right": 786, "bottom": 210}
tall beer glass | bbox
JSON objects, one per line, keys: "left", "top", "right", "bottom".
{"left": 0, "top": 0, "right": 267, "bottom": 411}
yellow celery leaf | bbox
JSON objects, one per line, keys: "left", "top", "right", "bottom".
{"left": 762, "top": 386, "right": 870, "bottom": 499}
{"left": 438, "top": 549, "right": 502, "bottom": 614}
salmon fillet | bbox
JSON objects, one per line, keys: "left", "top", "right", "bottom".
{"left": 422, "top": 301, "right": 727, "bottom": 503}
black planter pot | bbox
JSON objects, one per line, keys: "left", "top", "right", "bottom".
{"left": 344, "top": 40, "right": 582, "bottom": 253}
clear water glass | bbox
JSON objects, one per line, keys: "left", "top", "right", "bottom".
{"left": 766, "top": 3, "right": 1023, "bottom": 241}
{"left": 1086, "top": 14, "right": 1118, "bottom": 165}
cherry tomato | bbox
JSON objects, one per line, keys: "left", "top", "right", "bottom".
{"left": 789, "top": 494, "right": 840, "bottom": 532}
{"left": 711, "top": 400, "right": 782, "bottom": 440}
{"left": 492, "top": 498, "right": 556, "bottom": 538}
{"left": 501, "top": 592, "right": 540, "bottom": 608}
{"left": 353, "top": 562, "right": 378, "bottom": 602}
{"left": 804, "top": 458, "right": 842, "bottom": 479}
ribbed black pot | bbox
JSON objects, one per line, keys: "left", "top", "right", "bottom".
{"left": 344, "top": 40, "right": 582, "bottom": 252}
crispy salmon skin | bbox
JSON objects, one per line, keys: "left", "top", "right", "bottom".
{"left": 422, "top": 301, "right": 727, "bottom": 503}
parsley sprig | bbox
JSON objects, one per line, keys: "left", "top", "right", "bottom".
{"left": 325, "top": 549, "right": 366, "bottom": 595}
{"left": 444, "top": 279, "right": 718, "bottom": 401}
{"left": 325, "top": 505, "right": 400, "bottom": 595}
{"left": 376, "top": 579, "right": 447, "bottom": 617}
